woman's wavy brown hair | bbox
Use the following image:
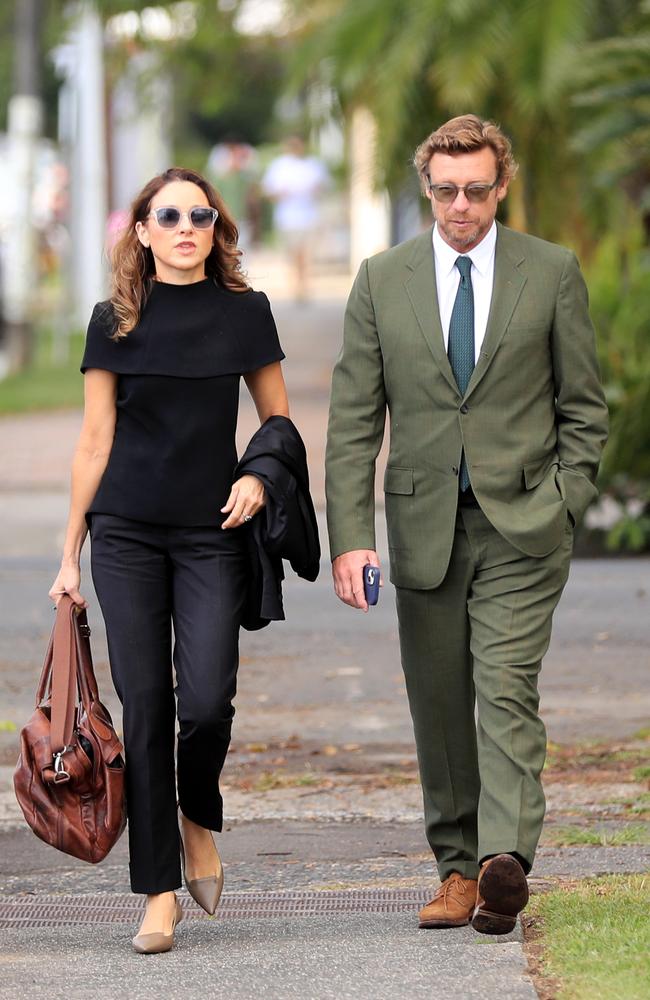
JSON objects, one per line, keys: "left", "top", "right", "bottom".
{"left": 109, "top": 166, "right": 249, "bottom": 339}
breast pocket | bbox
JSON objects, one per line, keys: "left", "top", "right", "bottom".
{"left": 506, "top": 322, "right": 549, "bottom": 337}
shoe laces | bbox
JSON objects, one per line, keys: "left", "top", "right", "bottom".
{"left": 433, "top": 874, "right": 469, "bottom": 911}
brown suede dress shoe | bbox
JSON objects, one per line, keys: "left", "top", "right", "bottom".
{"left": 472, "top": 853, "right": 530, "bottom": 935}
{"left": 418, "top": 872, "right": 478, "bottom": 928}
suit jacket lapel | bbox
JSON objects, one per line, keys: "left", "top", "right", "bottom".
{"left": 404, "top": 229, "right": 458, "bottom": 395}
{"left": 465, "top": 224, "right": 527, "bottom": 399}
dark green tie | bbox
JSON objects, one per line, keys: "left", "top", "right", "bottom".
{"left": 448, "top": 256, "right": 475, "bottom": 492}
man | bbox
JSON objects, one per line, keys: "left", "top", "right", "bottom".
{"left": 325, "top": 115, "right": 608, "bottom": 934}
{"left": 262, "top": 136, "right": 329, "bottom": 302}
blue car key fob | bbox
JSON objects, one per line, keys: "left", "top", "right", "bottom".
{"left": 363, "top": 564, "right": 380, "bottom": 606}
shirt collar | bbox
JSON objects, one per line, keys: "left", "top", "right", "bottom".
{"left": 432, "top": 221, "right": 497, "bottom": 277}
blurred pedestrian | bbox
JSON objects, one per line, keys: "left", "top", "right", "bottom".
{"left": 33, "top": 158, "right": 70, "bottom": 279}
{"left": 48, "top": 167, "right": 296, "bottom": 953}
{"left": 262, "top": 136, "right": 329, "bottom": 301}
{"left": 326, "top": 115, "right": 608, "bottom": 934}
{"left": 207, "top": 138, "right": 259, "bottom": 251}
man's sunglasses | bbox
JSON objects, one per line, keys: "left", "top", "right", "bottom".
{"left": 426, "top": 179, "right": 500, "bottom": 204}
{"left": 147, "top": 206, "right": 219, "bottom": 230}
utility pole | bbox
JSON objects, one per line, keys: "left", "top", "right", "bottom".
{"left": 69, "top": 2, "right": 108, "bottom": 328}
{"left": 2, "top": 0, "right": 43, "bottom": 374}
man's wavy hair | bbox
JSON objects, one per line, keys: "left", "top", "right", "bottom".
{"left": 413, "top": 115, "right": 518, "bottom": 195}
{"left": 109, "top": 167, "right": 249, "bottom": 339}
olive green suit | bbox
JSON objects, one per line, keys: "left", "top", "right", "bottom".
{"left": 326, "top": 224, "right": 608, "bottom": 879}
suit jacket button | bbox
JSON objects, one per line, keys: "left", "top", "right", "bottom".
{"left": 460, "top": 404, "right": 469, "bottom": 414}
{"left": 452, "top": 466, "right": 458, "bottom": 476}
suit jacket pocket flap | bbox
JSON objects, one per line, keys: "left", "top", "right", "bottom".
{"left": 523, "top": 456, "right": 552, "bottom": 490}
{"left": 384, "top": 467, "right": 414, "bottom": 495}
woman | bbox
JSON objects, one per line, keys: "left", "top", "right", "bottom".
{"left": 49, "top": 167, "right": 289, "bottom": 953}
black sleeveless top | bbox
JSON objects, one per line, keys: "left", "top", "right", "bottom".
{"left": 80, "top": 278, "right": 285, "bottom": 526}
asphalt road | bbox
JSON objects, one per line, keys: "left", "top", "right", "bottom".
{"left": 1, "top": 527, "right": 649, "bottom": 759}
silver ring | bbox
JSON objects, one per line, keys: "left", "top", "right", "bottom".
{"left": 243, "top": 514, "right": 253, "bottom": 522}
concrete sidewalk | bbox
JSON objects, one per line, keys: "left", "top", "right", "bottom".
{"left": 0, "top": 910, "right": 536, "bottom": 1000}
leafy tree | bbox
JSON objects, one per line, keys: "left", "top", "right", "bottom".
{"left": 571, "top": 0, "right": 650, "bottom": 240}
{"left": 167, "top": 4, "right": 287, "bottom": 154}
{"left": 1, "top": 2, "right": 286, "bottom": 156}
{"left": 288, "top": 0, "right": 650, "bottom": 545}
{"left": 0, "top": 1, "right": 67, "bottom": 137}
{"left": 287, "top": 0, "right": 640, "bottom": 244}
{"left": 587, "top": 225, "right": 650, "bottom": 485}
{"left": 569, "top": 1, "right": 650, "bottom": 537}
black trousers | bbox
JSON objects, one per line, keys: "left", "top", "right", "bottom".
{"left": 89, "top": 513, "right": 248, "bottom": 894}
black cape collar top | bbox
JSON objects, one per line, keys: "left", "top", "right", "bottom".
{"left": 80, "top": 278, "right": 285, "bottom": 379}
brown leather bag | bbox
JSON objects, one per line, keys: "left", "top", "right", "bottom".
{"left": 13, "top": 595, "right": 126, "bottom": 863}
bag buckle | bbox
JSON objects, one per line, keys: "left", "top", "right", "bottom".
{"left": 52, "top": 747, "right": 73, "bottom": 781}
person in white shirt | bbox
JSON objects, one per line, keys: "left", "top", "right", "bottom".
{"left": 262, "top": 136, "right": 329, "bottom": 301}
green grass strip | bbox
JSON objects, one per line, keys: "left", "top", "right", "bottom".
{"left": 528, "top": 874, "right": 650, "bottom": 1000}
{"left": 0, "top": 331, "right": 85, "bottom": 414}
{"left": 546, "top": 823, "right": 650, "bottom": 847}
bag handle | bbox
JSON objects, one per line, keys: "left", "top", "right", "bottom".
{"left": 35, "top": 628, "right": 55, "bottom": 707}
{"left": 75, "top": 607, "right": 100, "bottom": 705}
{"left": 50, "top": 596, "right": 81, "bottom": 756}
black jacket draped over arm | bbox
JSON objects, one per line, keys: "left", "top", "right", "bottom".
{"left": 235, "top": 415, "right": 320, "bottom": 630}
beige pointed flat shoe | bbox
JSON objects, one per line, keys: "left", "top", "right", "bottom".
{"left": 178, "top": 813, "right": 224, "bottom": 915}
{"left": 132, "top": 898, "right": 183, "bottom": 954}
{"left": 185, "top": 865, "right": 224, "bottom": 916}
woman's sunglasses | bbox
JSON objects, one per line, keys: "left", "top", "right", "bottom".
{"left": 147, "top": 206, "right": 219, "bottom": 230}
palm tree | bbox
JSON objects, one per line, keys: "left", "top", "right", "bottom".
{"left": 572, "top": 0, "right": 650, "bottom": 240}
{"left": 288, "top": 0, "right": 601, "bottom": 241}
{"left": 569, "top": 3, "right": 650, "bottom": 504}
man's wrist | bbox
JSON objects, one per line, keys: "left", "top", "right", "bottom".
{"left": 331, "top": 544, "right": 377, "bottom": 562}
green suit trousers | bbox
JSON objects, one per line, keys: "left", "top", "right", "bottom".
{"left": 395, "top": 505, "right": 574, "bottom": 882}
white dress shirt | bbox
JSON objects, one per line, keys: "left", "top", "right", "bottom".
{"left": 432, "top": 221, "right": 497, "bottom": 362}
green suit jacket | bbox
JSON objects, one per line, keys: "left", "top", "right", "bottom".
{"left": 325, "top": 223, "right": 609, "bottom": 589}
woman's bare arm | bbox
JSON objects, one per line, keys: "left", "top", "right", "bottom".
{"left": 49, "top": 369, "right": 117, "bottom": 605}
{"left": 243, "top": 360, "right": 289, "bottom": 423}
{"left": 221, "top": 361, "right": 290, "bottom": 529}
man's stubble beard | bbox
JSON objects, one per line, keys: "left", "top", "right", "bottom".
{"left": 437, "top": 216, "right": 491, "bottom": 253}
